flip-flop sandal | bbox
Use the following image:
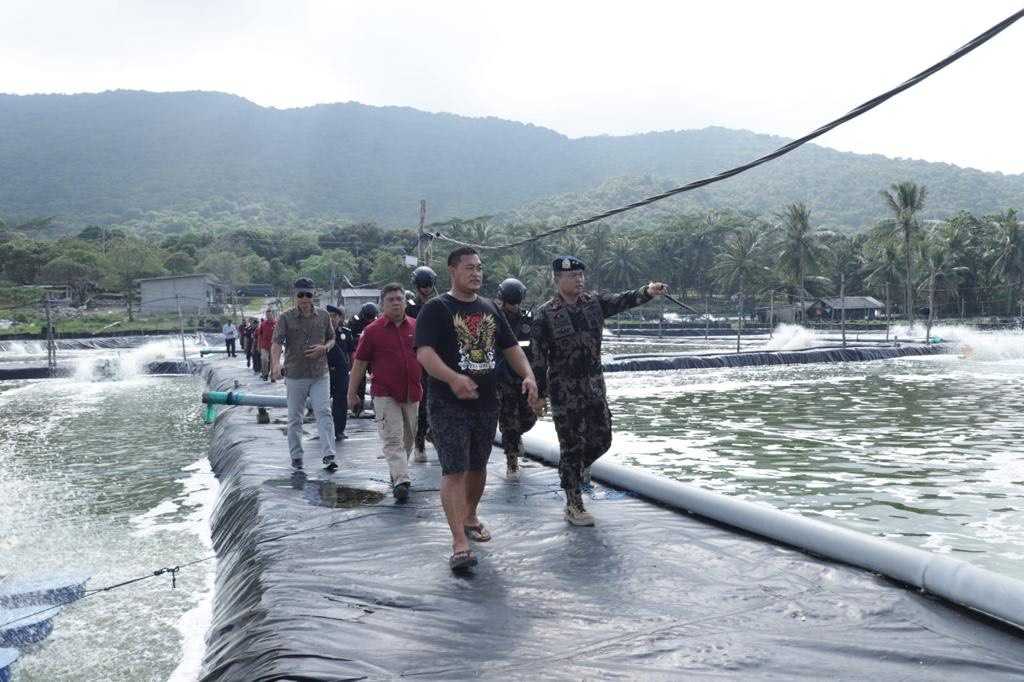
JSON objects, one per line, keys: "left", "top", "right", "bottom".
{"left": 449, "top": 550, "right": 477, "bottom": 572}
{"left": 464, "top": 523, "right": 492, "bottom": 542}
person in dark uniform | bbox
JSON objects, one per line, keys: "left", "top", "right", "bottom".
{"left": 405, "top": 266, "right": 437, "bottom": 462}
{"left": 346, "top": 302, "right": 379, "bottom": 416}
{"left": 532, "top": 255, "right": 668, "bottom": 526}
{"left": 494, "top": 278, "right": 538, "bottom": 480}
{"left": 326, "top": 305, "right": 355, "bottom": 441}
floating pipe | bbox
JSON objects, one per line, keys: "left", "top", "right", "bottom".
{"left": 199, "top": 349, "right": 229, "bottom": 356}
{"left": 516, "top": 430, "right": 1024, "bottom": 631}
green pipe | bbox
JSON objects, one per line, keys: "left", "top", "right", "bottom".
{"left": 202, "top": 391, "right": 287, "bottom": 408}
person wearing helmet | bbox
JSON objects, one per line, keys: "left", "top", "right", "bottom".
{"left": 347, "top": 302, "right": 379, "bottom": 417}
{"left": 494, "top": 277, "right": 537, "bottom": 480}
{"left": 406, "top": 265, "right": 437, "bottom": 462}
{"left": 406, "top": 266, "right": 437, "bottom": 319}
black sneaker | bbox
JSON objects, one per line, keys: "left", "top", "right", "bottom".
{"left": 393, "top": 481, "right": 411, "bottom": 502}
{"left": 291, "top": 458, "right": 304, "bottom": 470}
{"left": 322, "top": 456, "right": 338, "bottom": 472}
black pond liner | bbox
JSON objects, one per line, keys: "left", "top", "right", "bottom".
{"left": 197, "top": 359, "right": 1024, "bottom": 680}
{"left": 603, "top": 343, "right": 947, "bottom": 373}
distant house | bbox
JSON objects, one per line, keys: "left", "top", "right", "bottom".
{"left": 236, "top": 284, "right": 275, "bottom": 298}
{"left": 138, "top": 274, "right": 225, "bottom": 315}
{"left": 755, "top": 301, "right": 814, "bottom": 324}
{"left": 339, "top": 288, "right": 381, "bottom": 313}
{"left": 807, "top": 296, "right": 885, "bottom": 321}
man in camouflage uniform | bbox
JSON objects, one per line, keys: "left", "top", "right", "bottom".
{"left": 495, "top": 277, "right": 537, "bottom": 480}
{"left": 532, "top": 255, "right": 667, "bottom": 526}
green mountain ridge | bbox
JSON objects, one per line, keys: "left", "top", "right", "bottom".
{"left": 0, "top": 89, "right": 1021, "bottom": 233}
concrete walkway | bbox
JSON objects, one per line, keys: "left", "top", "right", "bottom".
{"left": 198, "top": 357, "right": 1024, "bottom": 681}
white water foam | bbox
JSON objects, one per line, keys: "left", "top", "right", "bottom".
{"left": 890, "top": 323, "right": 1024, "bottom": 361}
{"left": 70, "top": 338, "right": 197, "bottom": 382}
{"left": 764, "top": 323, "right": 826, "bottom": 350}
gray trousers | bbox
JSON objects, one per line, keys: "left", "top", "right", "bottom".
{"left": 286, "top": 375, "right": 336, "bottom": 461}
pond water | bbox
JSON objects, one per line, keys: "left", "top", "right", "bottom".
{"left": 597, "top": 325, "right": 1024, "bottom": 578}
{"left": 0, "top": 339, "right": 216, "bottom": 681}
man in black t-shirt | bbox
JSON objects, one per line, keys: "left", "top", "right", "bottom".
{"left": 415, "top": 247, "right": 539, "bottom": 572}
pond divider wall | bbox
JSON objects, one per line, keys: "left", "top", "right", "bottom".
{"left": 603, "top": 342, "right": 947, "bottom": 372}
{"left": 515, "top": 429, "right": 1024, "bottom": 631}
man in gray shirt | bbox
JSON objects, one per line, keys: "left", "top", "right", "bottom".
{"left": 270, "top": 277, "right": 338, "bottom": 471}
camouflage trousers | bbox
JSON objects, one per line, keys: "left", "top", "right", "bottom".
{"left": 496, "top": 380, "right": 537, "bottom": 454}
{"left": 552, "top": 400, "right": 613, "bottom": 492}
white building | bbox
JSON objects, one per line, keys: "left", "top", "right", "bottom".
{"left": 338, "top": 288, "right": 381, "bottom": 313}
{"left": 138, "top": 274, "right": 225, "bottom": 315}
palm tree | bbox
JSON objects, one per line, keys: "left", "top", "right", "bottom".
{"left": 918, "top": 231, "right": 968, "bottom": 338}
{"left": 880, "top": 181, "right": 928, "bottom": 323}
{"left": 863, "top": 241, "right": 902, "bottom": 322}
{"left": 989, "top": 209, "right": 1024, "bottom": 316}
{"left": 601, "top": 237, "right": 645, "bottom": 291}
{"left": 711, "top": 227, "right": 768, "bottom": 320}
{"left": 775, "top": 202, "right": 825, "bottom": 300}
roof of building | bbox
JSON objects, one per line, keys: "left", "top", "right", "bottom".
{"left": 819, "top": 296, "right": 885, "bottom": 310}
{"left": 340, "top": 288, "right": 381, "bottom": 297}
{"left": 137, "top": 273, "right": 221, "bottom": 284}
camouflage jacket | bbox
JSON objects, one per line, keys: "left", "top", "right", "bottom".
{"left": 532, "top": 286, "right": 652, "bottom": 413}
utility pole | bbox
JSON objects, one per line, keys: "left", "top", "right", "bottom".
{"left": 177, "top": 294, "right": 187, "bottom": 364}
{"left": 44, "top": 296, "right": 57, "bottom": 375}
{"left": 417, "top": 200, "right": 427, "bottom": 266}
{"left": 840, "top": 272, "right": 847, "bottom": 348}
{"left": 884, "top": 282, "right": 891, "bottom": 343}
{"left": 705, "top": 292, "right": 710, "bottom": 347}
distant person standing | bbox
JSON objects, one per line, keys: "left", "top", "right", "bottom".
{"left": 249, "top": 317, "right": 263, "bottom": 376}
{"left": 257, "top": 309, "right": 276, "bottom": 381}
{"left": 494, "top": 278, "right": 538, "bottom": 480}
{"left": 532, "top": 255, "right": 667, "bottom": 526}
{"left": 222, "top": 319, "right": 238, "bottom": 357}
{"left": 405, "top": 266, "right": 437, "bottom": 463}
{"left": 415, "top": 247, "right": 538, "bottom": 572}
{"left": 348, "top": 284, "right": 422, "bottom": 501}
{"left": 270, "top": 278, "right": 337, "bottom": 471}
{"left": 241, "top": 318, "right": 257, "bottom": 369}
{"left": 347, "top": 302, "right": 379, "bottom": 416}
{"left": 326, "top": 304, "right": 355, "bottom": 441}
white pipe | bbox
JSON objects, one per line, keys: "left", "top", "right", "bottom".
{"left": 517, "top": 430, "right": 1024, "bottom": 630}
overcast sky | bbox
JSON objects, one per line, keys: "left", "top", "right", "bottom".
{"left": 2, "top": 1, "right": 1021, "bottom": 174}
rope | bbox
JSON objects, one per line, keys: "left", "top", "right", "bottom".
{"left": 0, "top": 508, "right": 398, "bottom": 630}
{"left": 429, "top": 8, "right": 1024, "bottom": 252}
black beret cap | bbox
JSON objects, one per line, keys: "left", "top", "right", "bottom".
{"left": 552, "top": 255, "right": 586, "bottom": 272}
{"left": 325, "top": 304, "right": 342, "bottom": 315}
{"left": 293, "top": 277, "right": 316, "bottom": 291}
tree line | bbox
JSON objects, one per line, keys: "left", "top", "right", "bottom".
{"left": 1, "top": 181, "right": 1021, "bottom": 322}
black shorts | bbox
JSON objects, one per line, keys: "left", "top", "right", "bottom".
{"left": 427, "top": 399, "right": 498, "bottom": 475}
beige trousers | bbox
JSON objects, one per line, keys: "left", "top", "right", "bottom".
{"left": 372, "top": 396, "right": 419, "bottom": 486}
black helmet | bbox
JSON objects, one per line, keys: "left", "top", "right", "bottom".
{"left": 359, "top": 302, "right": 379, "bottom": 320}
{"left": 412, "top": 266, "right": 437, "bottom": 289}
{"left": 498, "top": 278, "right": 527, "bottom": 305}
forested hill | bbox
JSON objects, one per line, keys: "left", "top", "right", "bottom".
{"left": 0, "top": 90, "right": 1021, "bottom": 233}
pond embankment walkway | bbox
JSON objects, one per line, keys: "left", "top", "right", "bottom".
{"left": 198, "top": 357, "right": 1024, "bottom": 680}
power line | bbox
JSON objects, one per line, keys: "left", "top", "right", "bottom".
{"left": 428, "top": 8, "right": 1024, "bottom": 252}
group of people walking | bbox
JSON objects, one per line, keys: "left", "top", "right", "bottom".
{"left": 230, "top": 248, "right": 666, "bottom": 572}
{"left": 236, "top": 311, "right": 278, "bottom": 381}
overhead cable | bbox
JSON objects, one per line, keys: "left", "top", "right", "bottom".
{"left": 429, "top": 8, "right": 1024, "bottom": 251}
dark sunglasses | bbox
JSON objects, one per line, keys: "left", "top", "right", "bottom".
{"left": 296, "top": 291, "right": 314, "bottom": 298}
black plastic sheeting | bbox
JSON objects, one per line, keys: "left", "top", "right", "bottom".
{"left": 603, "top": 343, "right": 946, "bottom": 373}
{"left": 0, "top": 361, "right": 192, "bottom": 380}
{"left": 198, "top": 358, "right": 1024, "bottom": 680}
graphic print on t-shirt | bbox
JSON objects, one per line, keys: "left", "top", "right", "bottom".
{"left": 453, "top": 312, "right": 497, "bottom": 373}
